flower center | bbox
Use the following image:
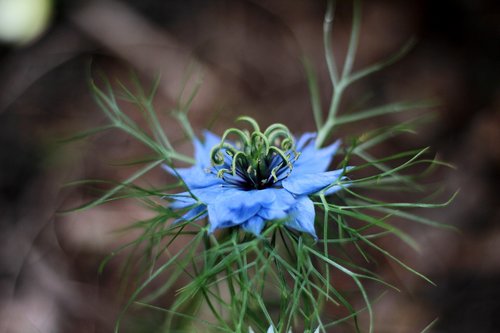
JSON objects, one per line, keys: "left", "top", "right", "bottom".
{"left": 210, "top": 117, "right": 299, "bottom": 190}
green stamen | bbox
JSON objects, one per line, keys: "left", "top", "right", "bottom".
{"left": 210, "top": 117, "right": 298, "bottom": 189}
{"left": 210, "top": 143, "right": 238, "bottom": 165}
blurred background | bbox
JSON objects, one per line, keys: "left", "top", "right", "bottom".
{"left": 0, "top": 0, "right": 499, "bottom": 332}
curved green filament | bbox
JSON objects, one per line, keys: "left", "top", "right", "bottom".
{"left": 210, "top": 143, "right": 238, "bottom": 166}
{"left": 265, "top": 126, "right": 295, "bottom": 152}
{"left": 269, "top": 146, "right": 293, "bottom": 170}
{"left": 270, "top": 166, "right": 280, "bottom": 182}
{"left": 263, "top": 123, "right": 289, "bottom": 137}
{"left": 267, "top": 129, "right": 290, "bottom": 146}
{"left": 250, "top": 131, "right": 270, "bottom": 157}
{"left": 220, "top": 128, "right": 251, "bottom": 148}
{"left": 216, "top": 168, "right": 231, "bottom": 178}
{"left": 280, "top": 137, "right": 294, "bottom": 151}
{"left": 209, "top": 119, "right": 298, "bottom": 189}
{"left": 236, "top": 116, "right": 261, "bottom": 133}
{"left": 231, "top": 151, "right": 247, "bottom": 176}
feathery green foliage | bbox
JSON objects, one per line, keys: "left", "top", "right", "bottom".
{"left": 64, "top": 1, "right": 455, "bottom": 332}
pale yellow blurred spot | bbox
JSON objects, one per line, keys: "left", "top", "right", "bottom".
{"left": 0, "top": 0, "right": 52, "bottom": 44}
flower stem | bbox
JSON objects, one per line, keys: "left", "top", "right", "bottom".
{"left": 316, "top": 83, "right": 344, "bottom": 148}
{"left": 316, "top": 0, "right": 361, "bottom": 148}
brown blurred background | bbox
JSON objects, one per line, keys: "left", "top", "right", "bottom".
{"left": 0, "top": 0, "right": 499, "bottom": 332}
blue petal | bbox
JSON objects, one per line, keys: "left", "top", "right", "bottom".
{"left": 226, "top": 189, "right": 274, "bottom": 221}
{"left": 282, "top": 169, "right": 344, "bottom": 196}
{"left": 169, "top": 184, "right": 227, "bottom": 208}
{"left": 285, "top": 196, "right": 317, "bottom": 239}
{"left": 293, "top": 139, "right": 341, "bottom": 174}
{"left": 296, "top": 132, "right": 317, "bottom": 150}
{"left": 206, "top": 189, "right": 277, "bottom": 232}
{"left": 190, "top": 184, "right": 228, "bottom": 204}
{"left": 324, "top": 176, "right": 351, "bottom": 195}
{"left": 260, "top": 188, "right": 295, "bottom": 210}
{"left": 169, "top": 193, "right": 197, "bottom": 209}
{"left": 197, "top": 131, "right": 222, "bottom": 167}
{"left": 242, "top": 215, "right": 266, "bottom": 235}
{"left": 163, "top": 131, "right": 224, "bottom": 188}
{"left": 193, "top": 138, "right": 207, "bottom": 166}
{"left": 174, "top": 204, "right": 207, "bottom": 223}
{"left": 163, "top": 164, "right": 223, "bottom": 189}
{"left": 258, "top": 207, "right": 287, "bottom": 220}
{"left": 207, "top": 204, "right": 242, "bottom": 233}
{"left": 202, "top": 130, "right": 223, "bottom": 150}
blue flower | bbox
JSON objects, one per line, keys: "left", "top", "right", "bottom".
{"left": 164, "top": 121, "right": 349, "bottom": 239}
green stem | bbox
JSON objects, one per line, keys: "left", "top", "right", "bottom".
{"left": 316, "top": 83, "right": 344, "bottom": 148}
{"left": 323, "top": 0, "right": 339, "bottom": 88}
{"left": 342, "top": 0, "right": 362, "bottom": 78}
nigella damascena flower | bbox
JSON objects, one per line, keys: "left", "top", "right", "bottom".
{"left": 164, "top": 118, "right": 350, "bottom": 239}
